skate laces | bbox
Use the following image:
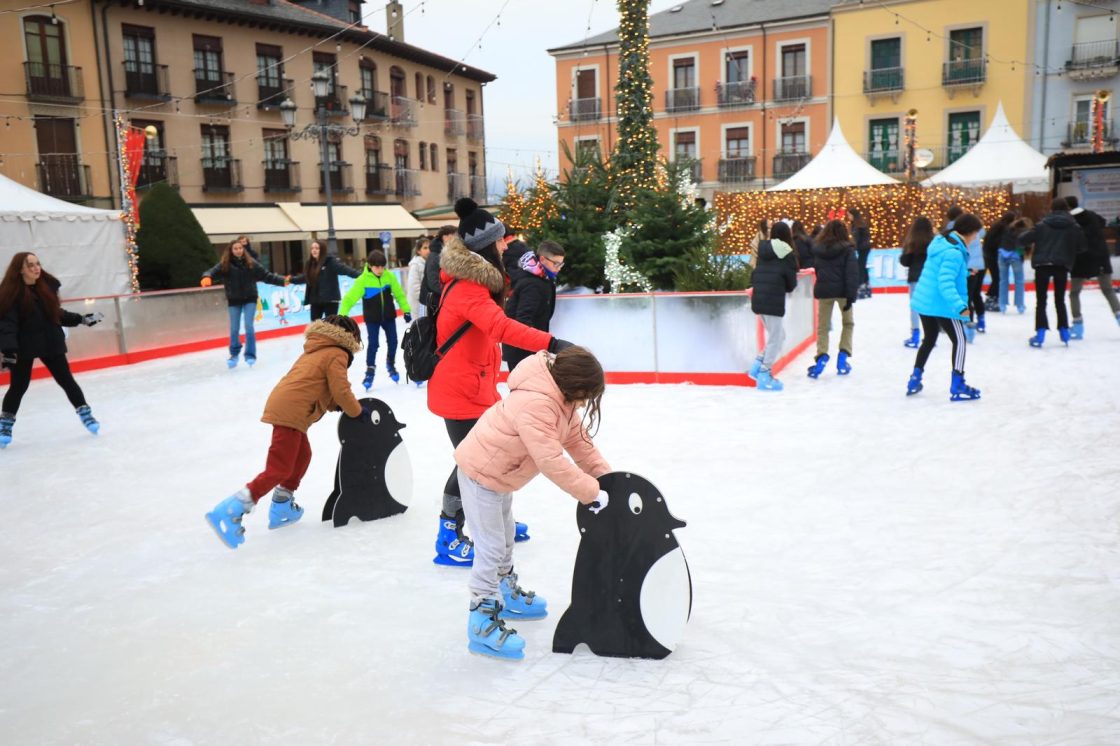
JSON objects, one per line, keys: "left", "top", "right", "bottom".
{"left": 476, "top": 602, "right": 517, "bottom": 645}
{"left": 502, "top": 573, "right": 535, "bottom": 601}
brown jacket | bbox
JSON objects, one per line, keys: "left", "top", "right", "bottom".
{"left": 261, "top": 320, "right": 363, "bottom": 432}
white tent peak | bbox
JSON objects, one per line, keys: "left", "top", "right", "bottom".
{"left": 923, "top": 102, "right": 1049, "bottom": 191}
{"left": 768, "top": 118, "right": 899, "bottom": 191}
{"left": 0, "top": 172, "right": 120, "bottom": 220}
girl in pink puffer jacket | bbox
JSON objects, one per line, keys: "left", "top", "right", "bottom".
{"left": 453, "top": 346, "right": 610, "bottom": 660}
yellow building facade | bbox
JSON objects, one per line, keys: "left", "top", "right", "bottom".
{"left": 831, "top": 0, "right": 1035, "bottom": 175}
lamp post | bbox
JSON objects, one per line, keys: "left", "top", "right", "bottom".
{"left": 280, "top": 70, "right": 366, "bottom": 256}
{"left": 904, "top": 109, "right": 918, "bottom": 183}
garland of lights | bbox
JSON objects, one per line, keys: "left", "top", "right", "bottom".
{"left": 610, "top": 0, "right": 659, "bottom": 220}
{"left": 113, "top": 111, "right": 141, "bottom": 293}
{"left": 498, "top": 172, "right": 528, "bottom": 231}
{"left": 524, "top": 159, "right": 559, "bottom": 230}
{"left": 603, "top": 225, "right": 652, "bottom": 292}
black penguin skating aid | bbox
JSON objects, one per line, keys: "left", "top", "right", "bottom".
{"left": 553, "top": 472, "right": 692, "bottom": 659}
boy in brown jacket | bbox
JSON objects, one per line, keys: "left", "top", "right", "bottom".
{"left": 206, "top": 315, "right": 364, "bottom": 549}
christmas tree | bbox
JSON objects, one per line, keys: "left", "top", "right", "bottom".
{"left": 610, "top": 0, "right": 659, "bottom": 220}
{"left": 497, "top": 171, "right": 528, "bottom": 232}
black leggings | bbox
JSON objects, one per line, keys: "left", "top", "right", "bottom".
{"left": 442, "top": 417, "right": 479, "bottom": 514}
{"left": 2, "top": 354, "right": 87, "bottom": 415}
{"left": 1034, "top": 266, "right": 1069, "bottom": 331}
{"left": 967, "top": 271, "right": 984, "bottom": 321}
{"left": 984, "top": 249, "right": 1000, "bottom": 301}
{"left": 309, "top": 302, "right": 339, "bottom": 322}
{"left": 914, "top": 315, "right": 967, "bottom": 374}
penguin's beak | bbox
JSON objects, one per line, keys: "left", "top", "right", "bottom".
{"left": 669, "top": 516, "right": 686, "bottom": 530}
{"left": 397, "top": 421, "right": 407, "bottom": 429}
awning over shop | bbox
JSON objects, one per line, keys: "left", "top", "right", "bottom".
{"left": 191, "top": 206, "right": 303, "bottom": 241}
{"left": 190, "top": 203, "right": 427, "bottom": 242}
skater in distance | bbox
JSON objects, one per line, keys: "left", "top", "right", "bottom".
{"left": 340, "top": 249, "right": 412, "bottom": 389}
{"left": 303, "top": 240, "right": 362, "bottom": 323}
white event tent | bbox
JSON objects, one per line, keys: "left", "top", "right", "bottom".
{"left": 0, "top": 173, "right": 129, "bottom": 298}
{"left": 923, "top": 103, "right": 1049, "bottom": 192}
{"left": 769, "top": 119, "right": 900, "bottom": 191}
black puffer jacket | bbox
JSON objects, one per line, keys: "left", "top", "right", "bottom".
{"left": 503, "top": 253, "right": 557, "bottom": 368}
{"left": 1019, "top": 212, "right": 1086, "bottom": 270}
{"left": 794, "top": 237, "right": 814, "bottom": 270}
{"left": 202, "top": 257, "right": 287, "bottom": 306}
{"left": 1070, "top": 208, "right": 1112, "bottom": 279}
{"left": 898, "top": 241, "right": 930, "bottom": 284}
{"left": 750, "top": 240, "right": 798, "bottom": 317}
{"left": 502, "top": 239, "right": 532, "bottom": 287}
{"left": 421, "top": 237, "right": 445, "bottom": 311}
{"left": 812, "top": 240, "right": 859, "bottom": 303}
{"left": 302, "top": 255, "right": 362, "bottom": 304}
{"left": 0, "top": 279, "right": 84, "bottom": 359}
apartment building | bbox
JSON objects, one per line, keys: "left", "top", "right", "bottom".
{"left": 548, "top": 0, "right": 833, "bottom": 194}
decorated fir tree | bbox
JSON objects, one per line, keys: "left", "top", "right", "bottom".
{"left": 135, "top": 183, "right": 217, "bottom": 290}
{"left": 497, "top": 172, "right": 528, "bottom": 232}
{"left": 610, "top": 0, "right": 659, "bottom": 220}
{"left": 523, "top": 160, "right": 559, "bottom": 232}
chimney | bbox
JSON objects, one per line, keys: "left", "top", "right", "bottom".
{"left": 386, "top": 0, "right": 404, "bottom": 42}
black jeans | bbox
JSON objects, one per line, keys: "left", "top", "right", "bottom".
{"left": 442, "top": 417, "right": 479, "bottom": 515}
{"left": 967, "top": 271, "right": 985, "bottom": 321}
{"left": 309, "top": 302, "right": 339, "bottom": 322}
{"left": 2, "top": 354, "right": 87, "bottom": 415}
{"left": 857, "top": 248, "right": 871, "bottom": 286}
{"left": 1034, "top": 266, "right": 1069, "bottom": 331}
{"left": 914, "top": 315, "right": 967, "bottom": 374}
{"left": 984, "top": 249, "right": 1000, "bottom": 301}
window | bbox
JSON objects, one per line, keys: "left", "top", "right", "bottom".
{"left": 781, "top": 44, "right": 806, "bottom": 78}
{"left": 726, "top": 51, "right": 749, "bottom": 83}
{"left": 193, "top": 35, "right": 223, "bottom": 83}
{"left": 201, "top": 124, "right": 233, "bottom": 189}
{"left": 947, "top": 111, "right": 980, "bottom": 163}
{"left": 427, "top": 75, "right": 436, "bottom": 103}
{"left": 419, "top": 141, "right": 427, "bottom": 170}
{"left": 122, "top": 25, "right": 157, "bottom": 95}
{"left": 313, "top": 52, "right": 337, "bottom": 97}
{"left": 201, "top": 124, "right": 230, "bottom": 161}
{"left": 946, "top": 28, "right": 984, "bottom": 82}
{"left": 394, "top": 139, "right": 409, "bottom": 169}
{"left": 672, "top": 57, "right": 695, "bottom": 89}
{"left": 430, "top": 143, "right": 438, "bottom": 171}
{"left": 359, "top": 61, "right": 376, "bottom": 98}
{"left": 447, "top": 147, "right": 458, "bottom": 174}
{"left": 468, "top": 151, "right": 478, "bottom": 177}
{"left": 674, "top": 130, "right": 696, "bottom": 160}
{"left": 1072, "top": 95, "right": 1112, "bottom": 143}
{"left": 868, "top": 38, "right": 902, "bottom": 92}
{"left": 576, "top": 138, "right": 600, "bottom": 159}
{"left": 256, "top": 43, "right": 283, "bottom": 104}
{"left": 868, "top": 118, "right": 899, "bottom": 171}
{"left": 348, "top": 0, "right": 361, "bottom": 23}
{"left": 415, "top": 72, "right": 424, "bottom": 100}
{"left": 24, "top": 15, "right": 71, "bottom": 98}
{"left": 365, "top": 135, "right": 382, "bottom": 165}
{"left": 725, "top": 127, "right": 750, "bottom": 158}
{"left": 263, "top": 128, "right": 289, "bottom": 166}
{"left": 1073, "top": 15, "right": 1119, "bottom": 66}
{"left": 781, "top": 121, "right": 806, "bottom": 152}
{"left": 390, "top": 66, "right": 405, "bottom": 98}
{"left": 444, "top": 83, "right": 454, "bottom": 109}
{"left": 132, "top": 119, "right": 166, "bottom": 187}
{"left": 465, "top": 90, "right": 476, "bottom": 116}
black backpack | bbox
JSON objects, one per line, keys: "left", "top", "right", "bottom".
{"left": 402, "top": 279, "right": 471, "bottom": 383}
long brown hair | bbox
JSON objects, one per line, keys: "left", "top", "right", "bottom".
{"left": 304, "top": 241, "right": 323, "bottom": 290}
{"left": 902, "top": 216, "right": 934, "bottom": 256}
{"left": 219, "top": 240, "right": 254, "bottom": 274}
{"left": 818, "top": 219, "right": 852, "bottom": 247}
{"left": 548, "top": 346, "right": 606, "bottom": 442}
{"left": 0, "top": 252, "right": 61, "bottom": 323}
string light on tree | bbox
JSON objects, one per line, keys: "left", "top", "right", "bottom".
{"left": 603, "top": 226, "right": 652, "bottom": 292}
{"left": 609, "top": 0, "right": 659, "bottom": 220}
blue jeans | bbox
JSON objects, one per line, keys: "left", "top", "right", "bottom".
{"left": 908, "top": 282, "right": 920, "bottom": 329}
{"left": 997, "top": 250, "right": 1025, "bottom": 312}
{"left": 228, "top": 302, "right": 257, "bottom": 360}
{"left": 365, "top": 316, "right": 398, "bottom": 370}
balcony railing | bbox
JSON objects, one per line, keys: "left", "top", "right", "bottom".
{"left": 447, "top": 171, "right": 467, "bottom": 202}
{"left": 263, "top": 159, "right": 300, "bottom": 192}
{"left": 36, "top": 155, "right": 91, "bottom": 199}
{"left": 319, "top": 161, "right": 353, "bottom": 193}
{"left": 718, "top": 157, "right": 756, "bottom": 184}
{"left": 1064, "top": 119, "right": 1117, "bottom": 147}
{"left": 717, "top": 80, "right": 756, "bottom": 108}
{"left": 194, "top": 70, "right": 236, "bottom": 104}
{"left": 866, "top": 149, "right": 903, "bottom": 173}
{"left": 122, "top": 62, "right": 170, "bottom": 100}
{"left": 942, "top": 59, "right": 986, "bottom": 87}
{"left": 471, "top": 175, "right": 487, "bottom": 202}
{"left": 257, "top": 77, "right": 294, "bottom": 110}
{"left": 773, "top": 151, "right": 810, "bottom": 178}
{"left": 390, "top": 96, "right": 417, "bottom": 127}
{"left": 395, "top": 167, "right": 420, "bottom": 197}
{"left": 316, "top": 85, "right": 349, "bottom": 117}
{"left": 773, "top": 75, "right": 811, "bottom": 102}
{"left": 569, "top": 97, "right": 601, "bottom": 121}
{"left": 676, "top": 158, "right": 702, "bottom": 183}
{"left": 137, "top": 153, "right": 178, "bottom": 189}
{"left": 201, "top": 156, "right": 243, "bottom": 191}
{"left": 364, "top": 163, "right": 394, "bottom": 195}
{"left": 24, "top": 62, "right": 84, "bottom": 102}
{"left": 665, "top": 87, "right": 700, "bottom": 113}
{"left": 863, "top": 67, "right": 904, "bottom": 94}
{"left": 361, "top": 90, "right": 390, "bottom": 120}
{"left": 467, "top": 114, "right": 485, "bottom": 142}
{"left": 445, "top": 108, "right": 465, "bottom": 137}
{"left": 1068, "top": 39, "right": 1120, "bottom": 70}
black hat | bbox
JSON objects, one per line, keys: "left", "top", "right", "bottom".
{"left": 455, "top": 198, "right": 504, "bottom": 251}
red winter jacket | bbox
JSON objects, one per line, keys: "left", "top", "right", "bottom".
{"left": 427, "top": 237, "right": 553, "bottom": 420}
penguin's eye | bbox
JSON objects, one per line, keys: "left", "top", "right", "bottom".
{"left": 370, "top": 410, "right": 381, "bottom": 426}
{"left": 628, "top": 493, "right": 643, "bottom": 515}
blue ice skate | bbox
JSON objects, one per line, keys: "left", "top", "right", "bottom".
{"left": 268, "top": 488, "right": 304, "bottom": 529}
{"left": 515, "top": 521, "right": 530, "bottom": 543}
{"left": 747, "top": 357, "right": 763, "bottom": 379}
{"left": 950, "top": 371, "right": 980, "bottom": 402}
{"left": 807, "top": 354, "right": 829, "bottom": 379}
{"left": 1029, "top": 329, "right": 1045, "bottom": 348}
{"left": 387, "top": 365, "right": 400, "bottom": 383}
{"left": 434, "top": 513, "right": 474, "bottom": 567}
{"left": 468, "top": 599, "right": 525, "bottom": 660}
{"left": 906, "top": 367, "right": 923, "bottom": 396}
{"left": 756, "top": 369, "right": 784, "bottom": 391}
{"left": 964, "top": 324, "right": 976, "bottom": 344}
{"left": 246, "top": 356, "right": 256, "bottom": 367}
{"left": 903, "top": 329, "right": 920, "bottom": 348}
{"left": 499, "top": 572, "right": 547, "bottom": 620}
{"left": 836, "top": 350, "right": 852, "bottom": 375}
{"left": 206, "top": 489, "right": 253, "bottom": 549}
{"left": 976, "top": 316, "right": 986, "bottom": 333}
{"left": 1070, "top": 319, "right": 1084, "bottom": 340}
{"left": 227, "top": 356, "right": 238, "bottom": 369}
{"left": 76, "top": 405, "right": 99, "bottom": 435}
{"left": 0, "top": 413, "right": 14, "bottom": 449}
{"left": 1059, "top": 327, "right": 1071, "bottom": 346}
{"left": 362, "top": 366, "right": 375, "bottom": 391}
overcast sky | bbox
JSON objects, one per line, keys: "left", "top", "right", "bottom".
{"left": 362, "top": 0, "right": 682, "bottom": 194}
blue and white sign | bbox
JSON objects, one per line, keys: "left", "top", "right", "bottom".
{"left": 379, "top": 230, "right": 393, "bottom": 244}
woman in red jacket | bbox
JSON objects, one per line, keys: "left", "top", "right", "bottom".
{"left": 429, "top": 199, "right": 570, "bottom": 567}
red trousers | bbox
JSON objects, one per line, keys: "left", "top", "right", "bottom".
{"left": 246, "top": 426, "right": 312, "bottom": 502}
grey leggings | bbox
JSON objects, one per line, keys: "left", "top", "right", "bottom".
{"left": 1070, "top": 274, "right": 1120, "bottom": 319}
{"left": 458, "top": 472, "right": 515, "bottom": 606}
{"left": 759, "top": 314, "right": 787, "bottom": 368}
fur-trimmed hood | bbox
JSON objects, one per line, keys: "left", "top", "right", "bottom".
{"left": 439, "top": 235, "right": 505, "bottom": 294}
{"left": 305, "top": 319, "right": 362, "bottom": 354}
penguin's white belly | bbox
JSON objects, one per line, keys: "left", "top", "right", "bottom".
{"left": 639, "top": 547, "right": 691, "bottom": 651}
{"left": 385, "top": 441, "right": 413, "bottom": 507}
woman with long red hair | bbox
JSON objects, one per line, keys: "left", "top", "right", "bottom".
{"left": 0, "top": 252, "right": 104, "bottom": 448}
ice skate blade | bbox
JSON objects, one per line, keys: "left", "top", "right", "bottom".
{"left": 268, "top": 514, "right": 303, "bottom": 530}
{"left": 467, "top": 641, "right": 524, "bottom": 660}
{"left": 950, "top": 393, "right": 981, "bottom": 402}
{"left": 205, "top": 512, "right": 244, "bottom": 549}
{"left": 906, "top": 386, "right": 923, "bottom": 397}
{"left": 499, "top": 607, "right": 548, "bottom": 621}
{"left": 433, "top": 553, "right": 474, "bottom": 567}
{"left": 514, "top": 533, "right": 530, "bottom": 543}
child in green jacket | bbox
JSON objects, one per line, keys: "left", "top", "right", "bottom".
{"left": 340, "top": 249, "right": 412, "bottom": 388}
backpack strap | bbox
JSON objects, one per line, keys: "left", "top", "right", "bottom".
{"left": 435, "top": 279, "right": 472, "bottom": 357}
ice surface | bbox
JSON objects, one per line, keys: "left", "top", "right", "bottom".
{"left": 2, "top": 293, "right": 1120, "bottom": 744}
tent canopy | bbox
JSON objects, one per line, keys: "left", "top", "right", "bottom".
{"left": 0, "top": 173, "right": 129, "bottom": 298}
{"left": 191, "top": 203, "right": 427, "bottom": 241}
{"left": 768, "top": 119, "right": 900, "bottom": 191}
{"left": 923, "top": 103, "right": 1049, "bottom": 192}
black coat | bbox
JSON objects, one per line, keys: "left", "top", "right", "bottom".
{"left": 812, "top": 240, "right": 860, "bottom": 303}
{"left": 0, "top": 279, "right": 83, "bottom": 359}
{"left": 1070, "top": 208, "right": 1112, "bottom": 279}
{"left": 982, "top": 222, "right": 1006, "bottom": 259}
{"left": 421, "top": 237, "right": 445, "bottom": 311}
{"left": 502, "top": 260, "right": 557, "bottom": 368}
{"left": 502, "top": 240, "right": 532, "bottom": 285}
{"left": 898, "top": 242, "right": 929, "bottom": 284}
{"left": 202, "top": 257, "right": 287, "bottom": 306}
{"left": 1019, "top": 212, "right": 1086, "bottom": 270}
{"left": 794, "top": 237, "right": 814, "bottom": 269}
{"left": 302, "top": 255, "right": 362, "bottom": 304}
{"left": 750, "top": 240, "right": 798, "bottom": 317}
{"left": 852, "top": 224, "right": 871, "bottom": 254}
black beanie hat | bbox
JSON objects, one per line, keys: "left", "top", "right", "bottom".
{"left": 454, "top": 197, "right": 505, "bottom": 251}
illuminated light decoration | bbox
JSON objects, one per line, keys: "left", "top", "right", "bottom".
{"left": 609, "top": 0, "right": 659, "bottom": 220}
{"left": 1093, "top": 90, "right": 1110, "bottom": 154}
{"left": 498, "top": 169, "right": 528, "bottom": 231}
{"left": 524, "top": 158, "right": 559, "bottom": 231}
{"left": 603, "top": 226, "right": 652, "bottom": 292}
{"left": 113, "top": 111, "right": 142, "bottom": 293}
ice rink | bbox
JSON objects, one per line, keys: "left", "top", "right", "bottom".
{"left": 2, "top": 291, "right": 1120, "bottom": 744}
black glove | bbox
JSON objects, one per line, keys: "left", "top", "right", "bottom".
{"left": 842, "top": 300, "right": 853, "bottom": 312}
{"left": 1, "top": 349, "right": 16, "bottom": 370}
{"left": 403, "top": 313, "right": 412, "bottom": 323}
{"left": 81, "top": 312, "right": 104, "bottom": 327}
{"left": 548, "top": 337, "right": 574, "bottom": 354}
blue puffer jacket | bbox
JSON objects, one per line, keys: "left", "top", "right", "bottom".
{"left": 911, "top": 232, "right": 969, "bottom": 319}
{"left": 966, "top": 228, "right": 986, "bottom": 270}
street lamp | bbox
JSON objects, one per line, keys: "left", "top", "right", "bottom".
{"left": 280, "top": 70, "right": 366, "bottom": 256}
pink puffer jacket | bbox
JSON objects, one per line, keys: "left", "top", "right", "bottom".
{"left": 454, "top": 351, "right": 610, "bottom": 502}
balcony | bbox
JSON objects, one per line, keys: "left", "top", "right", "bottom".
{"left": 137, "top": 153, "right": 178, "bottom": 189}
{"left": 1067, "top": 39, "right": 1120, "bottom": 79}
{"left": 445, "top": 108, "right": 465, "bottom": 137}
{"left": 364, "top": 163, "right": 394, "bottom": 195}
{"left": 569, "top": 97, "right": 601, "bottom": 121}
{"left": 471, "top": 175, "right": 487, "bottom": 202}
{"left": 1063, "top": 120, "right": 1118, "bottom": 148}
{"left": 390, "top": 96, "right": 417, "bottom": 127}
{"left": 362, "top": 90, "right": 390, "bottom": 120}
{"left": 447, "top": 171, "right": 467, "bottom": 202}
{"left": 201, "top": 156, "right": 243, "bottom": 192}
{"left": 316, "top": 85, "right": 349, "bottom": 118}
{"left": 395, "top": 167, "right": 420, "bottom": 197}
{"left": 319, "top": 161, "right": 353, "bottom": 194}
{"left": 717, "top": 80, "right": 756, "bottom": 108}
{"left": 676, "top": 158, "right": 702, "bottom": 183}
{"left": 122, "top": 62, "right": 170, "bottom": 100}
{"left": 36, "top": 155, "right": 91, "bottom": 200}
{"left": 942, "top": 60, "right": 986, "bottom": 96}
{"left": 773, "top": 75, "right": 811, "bottom": 102}
{"left": 718, "top": 157, "right": 756, "bottom": 184}
{"left": 194, "top": 70, "right": 236, "bottom": 104}
{"left": 773, "top": 151, "right": 810, "bottom": 178}
{"left": 863, "top": 67, "right": 904, "bottom": 100}
{"left": 866, "top": 149, "right": 902, "bottom": 173}
{"left": 24, "top": 62, "right": 84, "bottom": 103}
{"left": 467, "top": 114, "right": 485, "bottom": 142}
{"left": 263, "top": 159, "right": 300, "bottom": 192}
{"left": 665, "top": 87, "right": 700, "bottom": 113}
{"left": 257, "top": 77, "right": 294, "bottom": 110}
